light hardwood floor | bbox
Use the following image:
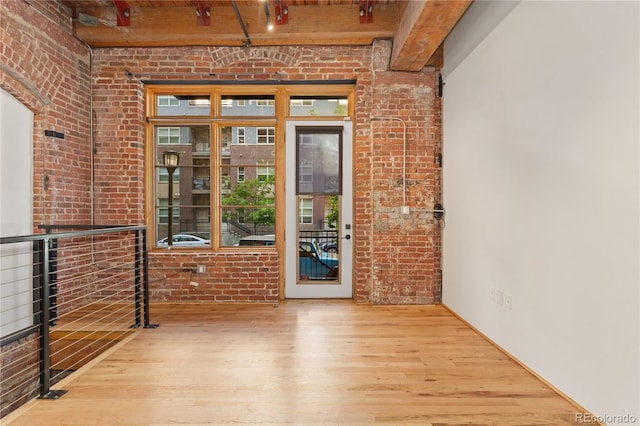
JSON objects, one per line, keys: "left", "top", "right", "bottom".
{"left": 3, "top": 301, "right": 595, "bottom": 425}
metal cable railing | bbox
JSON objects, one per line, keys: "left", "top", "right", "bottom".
{"left": 0, "top": 225, "right": 150, "bottom": 418}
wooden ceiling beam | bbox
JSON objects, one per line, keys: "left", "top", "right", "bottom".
{"left": 72, "top": 4, "right": 398, "bottom": 47}
{"left": 390, "top": 0, "right": 471, "bottom": 71}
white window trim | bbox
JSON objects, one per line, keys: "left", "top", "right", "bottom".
{"left": 255, "top": 99, "right": 275, "bottom": 107}
{"left": 257, "top": 127, "right": 275, "bottom": 144}
{"left": 299, "top": 198, "right": 313, "bottom": 224}
{"left": 299, "top": 161, "right": 313, "bottom": 183}
{"left": 157, "top": 127, "right": 181, "bottom": 144}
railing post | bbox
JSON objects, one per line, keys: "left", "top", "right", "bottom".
{"left": 37, "top": 237, "right": 66, "bottom": 399}
{"left": 133, "top": 230, "right": 142, "bottom": 328}
{"left": 142, "top": 228, "right": 158, "bottom": 328}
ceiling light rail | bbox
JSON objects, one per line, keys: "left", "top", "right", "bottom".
{"left": 231, "top": 0, "right": 252, "bottom": 47}
{"left": 264, "top": 1, "right": 274, "bottom": 32}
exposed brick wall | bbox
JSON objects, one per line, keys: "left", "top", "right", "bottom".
{"left": 148, "top": 252, "right": 279, "bottom": 303}
{"left": 1, "top": 0, "right": 92, "bottom": 228}
{"left": 0, "top": 335, "right": 39, "bottom": 418}
{"left": 367, "top": 41, "right": 443, "bottom": 304}
{"left": 1, "top": 1, "right": 442, "bottom": 416}
{"left": 1, "top": 1, "right": 93, "bottom": 418}
{"left": 2, "top": 3, "right": 442, "bottom": 310}
{"left": 91, "top": 44, "right": 441, "bottom": 305}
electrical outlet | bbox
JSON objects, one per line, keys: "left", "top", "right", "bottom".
{"left": 505, "top": 295, "right": 512, "bottom": 309}
{"left": 490, "top": 288, "right": 496, "bottom": 301}
{"left": 496, "top": 290, "right": 504, "bottom": 306}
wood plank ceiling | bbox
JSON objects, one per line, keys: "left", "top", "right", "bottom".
{"left": 60, "top": 0, "right": 472, "bottom": 71}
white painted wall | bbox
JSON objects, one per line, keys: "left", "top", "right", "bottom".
{"left": 442, "top": 1, "right": 639, "bottom": 423}
{"left": 0, "top": 88, "right": 34, "bottom": 338}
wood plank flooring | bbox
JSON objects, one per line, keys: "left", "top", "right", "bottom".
{"left": 2, "top": 301, "right": 595, "bottom": 425}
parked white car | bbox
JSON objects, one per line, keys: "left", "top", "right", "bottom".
{"left": 157, "top": 234, "right": 210, "bottom": 247}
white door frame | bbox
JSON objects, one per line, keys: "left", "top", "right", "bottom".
{"left": 284, "top": 120, "right": 353, "bottom": 298}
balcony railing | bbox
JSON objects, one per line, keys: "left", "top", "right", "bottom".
{"left": 0, "top": 225, "right": 151, "bottom": 418}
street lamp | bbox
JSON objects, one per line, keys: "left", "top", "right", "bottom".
{"left": 162, "top": 150, "right": 180, "bottom": 247}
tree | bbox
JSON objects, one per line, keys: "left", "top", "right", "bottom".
{"left": 333, "top": 104, "right": 347, "bottom": 116}
{"left": 222, "top": 177, "right": 275, "bottom": 230}
{"left": 325, "top": 195, "right": 339, "bottom": 229}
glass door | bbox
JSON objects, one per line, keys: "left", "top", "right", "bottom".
{"left": 285, "top": 121, "right": 353, "bottom": 298}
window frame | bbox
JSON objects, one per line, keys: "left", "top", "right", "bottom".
{"left": 257, "top": 161, "right": 275, "bottom": 182}
{"left": 157, "top": 126, "right": 182, "bottom": 144}
{"left": 256, "top": 127, "right": 275, "bottom": 144}
{"left": 299, "top": 198, "right": 313, "bottom": 224}
{"left": 158, "top": 95, "right": 179, "bottom": 107}
{"left": 145, "top": 84, "right": 354, "bottom": 252}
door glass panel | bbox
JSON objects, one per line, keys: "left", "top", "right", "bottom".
{"left": 296, "top": 127, "right": 343, "bottom": 282}
{"left": 296, "top": 128, "right": 342, "bottom": 195}
{"left": 298, "top": 197, "right": 339, "bottom": 282}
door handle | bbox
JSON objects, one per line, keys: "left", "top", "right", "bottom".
{"left": 342, "top": 234, "right": 351, "bottom": 240}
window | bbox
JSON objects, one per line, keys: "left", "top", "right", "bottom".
{"left": 222, "top": 96, "right": 273, "bottom": 117}
{"left": 255, "top": 99, "right": 275, "bottom": 107}
{"left": 157, "top": 127, "right": 181, "bottom": 144}
{"left": 154, "top": 125, "right": 210, "bottom": 246}
{"left": 290, "top": 99, "right": 314, "bottom": 107}
{"left": 0, "top": 88, "right": 33, "bottom": 339}
{"left": 289, "top": 96, "right": 349, "bottom": 117}
{"left": 221, "top": 125, "right": 275, "bottom": 246}
{"left": 296, "top": 128, "right": 342, "bottom": 195}
{"left": 237, "top": 127, "right": 245, "bottom": 144}
{"left": 158, "top": 167, "right": 180, "bottom": 182}
{"left": 158, "top": 95, "right": 179, "bottom": 106}
{"left": 257, "top": 127, "right": 275, "bottom": 144}
{"left": 257, "top": 161, "right": 274, "bottom": 182}
{"left": 158, "top": 199, "right": 180, "bottom": 224}
{"left": 222, "top": 99, "right": 246, "bottom": 108}
{"left": 157, "top": 94, "right": 210, "bottom": 116}
{"left": 299, "top": 161, "right": 313, "bottom": 183}
{"left": 299, "top": 198, "right": 313, "bottom": 224}
{"left": 147, "top": 87, "right": 352, "bottom": 249}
